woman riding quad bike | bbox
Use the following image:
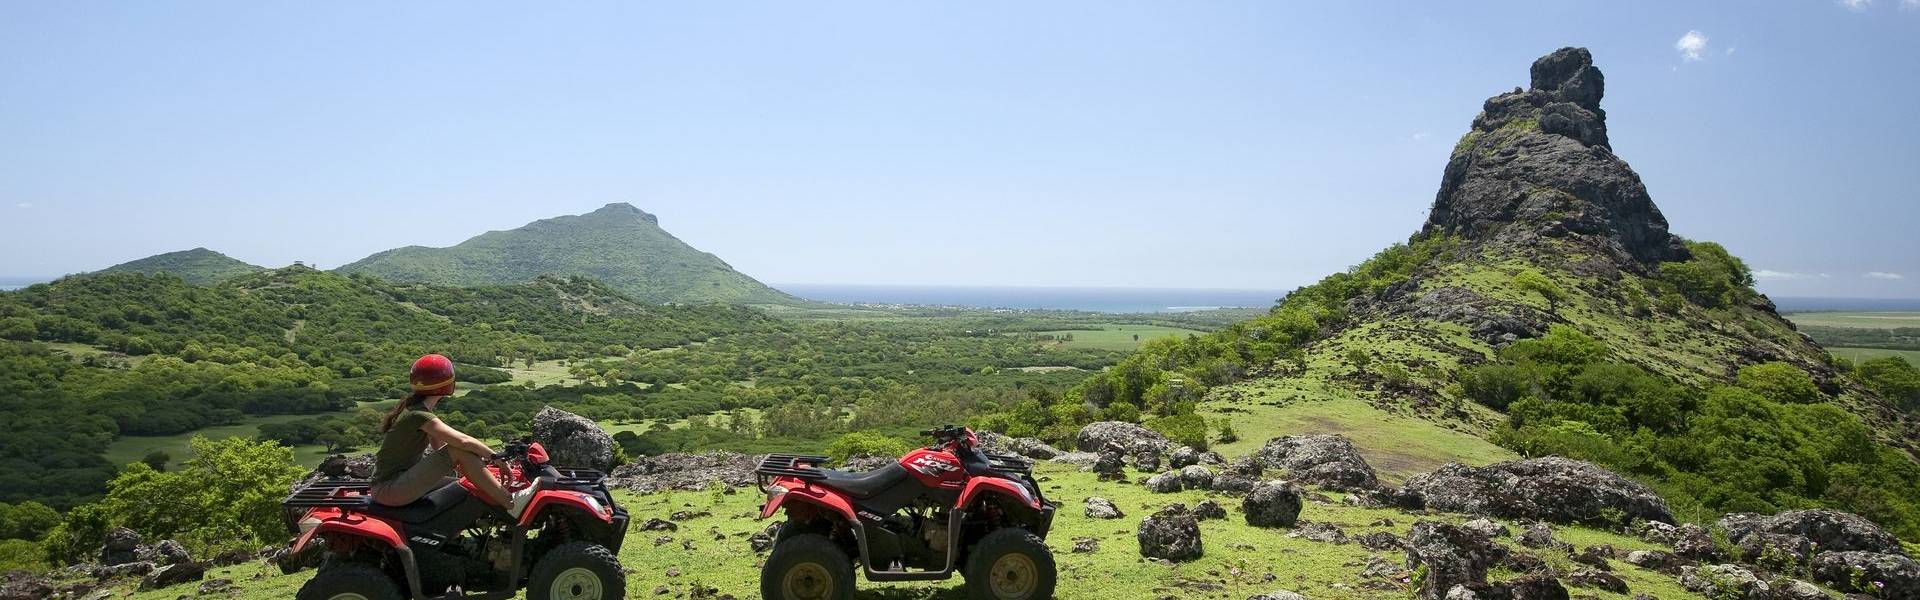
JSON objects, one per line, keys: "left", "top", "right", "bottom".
{"left": 282, "top": 355, "right": 629, "bottom": 600}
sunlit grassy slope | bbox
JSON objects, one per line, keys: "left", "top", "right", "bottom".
{"left": 112, "top": 459, "right": 1699, "bottom": 600}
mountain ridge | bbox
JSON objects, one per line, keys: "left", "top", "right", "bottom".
{"left": 96, "top": 247, "right": 264, "bottom": 285}
{"left": 336, "top": 203, "right": 801, "bottom": 305}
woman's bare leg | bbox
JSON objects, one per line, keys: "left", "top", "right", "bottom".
{"left": 448, "top": 447, "right": 513, "bottom": 508}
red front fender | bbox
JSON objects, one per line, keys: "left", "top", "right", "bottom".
{"left": 517, "top": 490, "right": 615, "bottom": 528}
{"left": 759, "top": 482, "right": 858, "bottom": 522}
{"left": 958, "top": 477, "right": 1041, "bottom": 510}
{"left": 292, "top": 508, "right": 405, "bottom": 552}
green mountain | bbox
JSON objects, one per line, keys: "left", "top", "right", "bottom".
{"left": 1012, "top": 48, "right": 1920, "bottom": 537}
{"left": 97, "top": 248, "right": 263, "bottom": 284}
{"left": 336, "top": 203, "right": 800, "bottom": 305}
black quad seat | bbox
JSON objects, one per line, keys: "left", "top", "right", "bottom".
{"left": 815, "top": 463, "right": 910, "bottom": 499}
{"left": 360, "top": 480, "right": 470, "bottom": 523}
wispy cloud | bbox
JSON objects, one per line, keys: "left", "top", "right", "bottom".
{"left": 1755, "top": 270, "right": 1812, "bottom": 281}
{"left": 1676, "top": 31, "right": 1710, "bottom": 62}
{"left": 1411, "top": 132, "right": 1430, "bottom": 141}
{"left": 1904, "top": 0, "right": 1919, "bottom": 11}
{"left": 12, "top": 202, "right": 30, "bottom": 209}
{"left": 1840, "top": 0, "right": 1873, "bottom": 11}
{"left": 1866, "top": 271, "right": 1906, "bottom": 280}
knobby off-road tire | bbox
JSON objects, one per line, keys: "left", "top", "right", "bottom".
{"left": 963, "top": 528, "right": 1057, "bottom": 600}
{"left": 527, "top": 541, "right": 626, "bottom": 600}
{"left": 295, "top": 562, "right": 404, "bottom": 600}
{"left": 760, "top": 533, "right": 855, "bottom": 600}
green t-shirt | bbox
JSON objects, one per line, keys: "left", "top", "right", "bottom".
{"left": 374, "top": 407, "right": 439, "bottom": 482}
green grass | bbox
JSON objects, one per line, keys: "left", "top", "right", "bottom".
{"left": 1203, "top": 382, "right": 1518, "bottom": 483}
{"left": 1029, "top": 324, "right": 1206, "bottom": 352}
{"left": 112, "top": 462, "right": 1698, "bottom": 600}
{"left": 102, "top": 414, "right": 335, "bottom": 470}
{"left": 1828, "top": 346, "right": 1920, "bottom": 367}
{"left": 1785, "top": 311, "right": 1920, "bottom": 329}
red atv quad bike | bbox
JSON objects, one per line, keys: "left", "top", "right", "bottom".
{"left": 281, "top": 437, "right": 630, "bottom": 600}
{"left": 756, "top": 425, "right": 1058, "bottom": 600}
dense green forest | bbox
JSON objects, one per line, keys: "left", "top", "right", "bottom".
{"left": 0, "top": 269, "right": 774, "bottom": 507}
{"left": 96, "top": 248, "right": 264, "bottom": 285}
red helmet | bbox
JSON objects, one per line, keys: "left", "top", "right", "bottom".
{"left": 409, "top": 354, "right": 456, "bottom": 396}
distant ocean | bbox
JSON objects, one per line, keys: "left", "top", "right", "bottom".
{"left": 776, "top": 284, "right": 1287, "bottom": 313}
{"left": 1771, "top": 296, "right": 1920, "bottom": 312}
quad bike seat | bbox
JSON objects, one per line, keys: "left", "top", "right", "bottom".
{"left": 360, "top": 479, "right": 471, "bottom": 523}
{"left": 816, "top": 463, "right": 909, "bottom": 499}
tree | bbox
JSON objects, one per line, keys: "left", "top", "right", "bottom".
{"left": 1856, "top": 357, "right": 1920, "bottom": 411}
{"left": 139, "top": 451, "right": 171, "bottom": 472}
{"left": 1514, "top": 269, "right": 1566, "bottom": 312}
{"left": 1736, "top": 362, "right": 1823, "bottom": 404}
{"left": 54, "top": 437, "right": 303, "bottom": 559}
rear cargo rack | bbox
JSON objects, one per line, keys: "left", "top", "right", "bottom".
{"left": 281, "top": 477, "right": 374, "bottom": 534}
{"left": 756, "top": 453, "right": 830, "bottom": 488}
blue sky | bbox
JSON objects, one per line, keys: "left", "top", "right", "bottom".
{"left": 2, "top": 2, "right": 1916, "bottom": 297}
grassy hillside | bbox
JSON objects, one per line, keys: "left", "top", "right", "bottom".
{"left": 337, "top": 203, "right": 801, "bottom": 305}
{"left": 98, "top": 461, "right": 1713, "bottom": 600}
{"left": 96, "top": 247, "right": 263, "bottom": 284}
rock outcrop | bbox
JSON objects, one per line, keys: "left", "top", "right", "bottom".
{"left": 1717, "top": 509, "right": 1907, "bottom": 557}
{"left": 1075, "top": 421, "right": 1170, "bottom": 454}
{"left": 1137, "top": 504, "right": 1203, "bottom": 562}
{"left": 1423, "top": 46, "right": 1686, "bottom": 269}
{"left": 1401, "top": 457, "right": 1672, "bottom": 526}
{"left": 1242, "top": 481, "right": 1305, "bottom": 528}
{"left": 1254, "top": 434, "right": 1380, "bottom": 491}
{"left": 607, "top": 452, "right": 757, "bottom": 493}
{"left": 1404, "top": 521, "right": 1508, "bottom": 600}
{"left": 531, "top": 406, "right": 617, "bottom": 471}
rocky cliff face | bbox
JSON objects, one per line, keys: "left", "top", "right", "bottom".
{"left": 1423, "top": 47, "right": 1688, "bottom": 270}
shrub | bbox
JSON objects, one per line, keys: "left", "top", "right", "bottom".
{"left": 1660, "top": 241, "right": 1754, "bottom": 308}
{"left": 824, "top": 432, "right": 912, "bottom": 466}
{"left": 1736, "top": 362, "right": 1823, "bottom": 404}
{"left": 1145, "top": 414, "right": 1209, "bottom": 452}
{"left": 1856, "top": 357, "right": 1920, "bottom": 411}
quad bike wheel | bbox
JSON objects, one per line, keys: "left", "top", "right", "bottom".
{"left": 963, "top": 528, "right": 1057, "bottom": 600}
{"left": 527, "top": 541, "right": 626, "bottom": 600}
{"left": 760, "top": 533, "right": 855, "bottom": 600}
{"left": 295, "top": 563, "right": 403, "bottom": 600}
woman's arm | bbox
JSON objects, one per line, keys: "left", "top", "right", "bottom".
{"left": 421, "top": 418, "right": 498, "bottom": 458}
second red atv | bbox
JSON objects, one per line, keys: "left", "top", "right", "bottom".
{"left": 756, "top": 425, "right": 1058, "bottom": 600}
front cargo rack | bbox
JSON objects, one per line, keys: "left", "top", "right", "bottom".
{"left": 983, "top": 452, "right": 1034, "bottom": 474}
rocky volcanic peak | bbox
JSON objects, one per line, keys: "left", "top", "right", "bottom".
{"left": 1423, "top": 47, "right": 1687, "bottom": 269}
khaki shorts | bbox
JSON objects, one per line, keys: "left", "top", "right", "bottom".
{"left": 370, "top": 447, "right": 456, "bottom": 506}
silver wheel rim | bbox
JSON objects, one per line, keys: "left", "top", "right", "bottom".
{"left": 549, "top": 566, "right": 603, "bottom": 600}
{"left": 989, "top": 552, "right": 1038, "bottom": 599}
{"left": 781, "top": 561, "right": 834, "bottom": 600}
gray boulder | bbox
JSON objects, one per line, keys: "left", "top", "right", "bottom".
{"left": 1771, "top": 578, "right": 1832, "bottom": 600}
{"left": 1133, "top": 449, "right": 1162, "bottom": 472}
{"left": 1193, "top": 499, "right": 1227, "bottom": 521}
{"left": 99, "top": 527, "right": 142, "bottom": 566}
{"left": 0, "top": 572, "right": 53, "bottom": 600}
{"left": 1568, "top": 568, "right": 1627, "bottom": 594}
{"left": 1178, "top": 465, "right": 1214, "bottom": 490}
{"left": 1211, "top": 474, "right": 1257, "bottom": 494}
{"left": 140, "top": 539, "right": 190, "bottom": 565}
{"left": 1461, "top": 518, "right": 1510, "bottom": 539}
{"left": 1678, "top": 564, "right": 1770, "bottom": 600}
{"left": 1092, "top": 445, "right": 1128, "bottom": 481}
{"left": 1400, "top": 457, "right": 1672, "bottom": 526}
{"left": 1810, "top": 550, "right": 1920, "bottom": 598}
{"left": 1255, "top": 434, "right": 1380, "bottom": 491}
{"left": 1144, "top": 471, "right": 1184, "bottom": 493}
{"left": 1248, "top": 591, "right": 1308, "bottom": 600}
{"left": 1137, "top": 505, "right": 1203, "bottom": 562}
{"left": 1084, "top": 497, "right": 1123, "bottom": 520}
{"left": 1242, "top": 481, "right": 1305, "bottom": 528}
{"left": 138, "top": 562, "right": 206, "bottom": 591}
{"left": 1404, "top": 521, "right": 1508, "bottom": 600}
{"left": 531, "top": 406, "right": 616, "bottom": 471}
{"left": 1670, "top": 522, "right": 1719, "bottom": 561}
{"left": 1169, "top": 446, "right": 1200, "bottom": 468}
{"left": 1075, "top": 421, "right": 1169, "bottom": 454}
{"left": 1717, "top": 509, "right": 1906, "bottom": 556}
{"left": 975, "top": 431, "right": 1063, "bottom": 460}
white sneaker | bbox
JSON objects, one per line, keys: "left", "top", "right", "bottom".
{"left": 508, "top": 487, "right": 537, "bottom": 520}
